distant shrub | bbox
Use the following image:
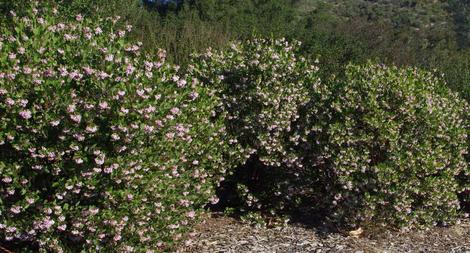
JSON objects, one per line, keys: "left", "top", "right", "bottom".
{"left": 0, "top": 3, "right": 232, "bottom": 252}
{"left": 295, "top": 63, "right": 469, "bottom": 228}
{"left": 192, "top": 38, "right": 321, "bottom": 167}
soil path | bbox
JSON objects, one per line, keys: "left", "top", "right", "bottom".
{"left": 180, "top": 214, "right": 470, "bottom": 253}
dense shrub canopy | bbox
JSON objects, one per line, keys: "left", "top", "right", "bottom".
{"left": 0, "top": 4, "right": 231, "bottom": 252}
{"left": 192, "top": 38, "right": 320, "bottom": 167}
{"left": 295, "top": 63, "right": 469, "bottom": 228}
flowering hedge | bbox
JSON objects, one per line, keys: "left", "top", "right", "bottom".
{"left": 191, "top": 38, "right": 321, "bottom": 167}
{"left": 295, "top": 63, "right": 469, "bottom": 228}
{"left": 1, "top": 3, "right": 468, "bottom": 252}
{"left": 0, "top": 4, "right": 231, "bottom": 252}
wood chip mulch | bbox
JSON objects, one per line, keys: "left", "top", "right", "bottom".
{"left": 179, "top": 214, "right": 470, "bottom": 253}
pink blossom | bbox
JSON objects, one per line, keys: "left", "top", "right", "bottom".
{"left": 69, "top": 70, "right": 82, "bottom": 80}
{"left": 2, "top": 177, "right": 12, "bottom": 183}
{"left": 5, "top": 226, "right": 16, "bottom": 233}
{"left": 126, "top": 64, "right": 135, "bottom": 75}
{"left": 177, "top": 79, "right": 187, "bottom": 88}
{"left": 49, "top": 120, "right": 60, "bottom": 126}
{"left": 99, "top": 101, "right": 109, "bottom": 109}
{"left": 23, "top": 67, "right": 32, "bottom": 74}
{"left": 5, "top": 98, "right": 15, "bottom": 106}
{"left": 19, "top": 110, "right": 32, "bottom": 119}
{"left": 165, "top": 132, "right": 175, "bottom": 140}
{"left": 6, "top": 73, "right": 16, "bottom": 80}
{"left": 97, "top": 71, "right": 109, "bottom": 79}
{"left": 66, "top": 104, "right": 76, "bottom": 113}
{"left": 111, "top": 133, "right": 120, "bottom": 140}
{"left": 32, "top": 165, "right": 43, "bottom": 171}
{"left": 35, "top": 217, "right": 55, "bottom": 230}
{"left": 70, "top": 114, "right": 82, "bottom": 123}
{"left": 191, "top": 78, "right": 198, "bottom": 86}
{"left": 120, "top": 107, "right": 129, "bottom": 114}
{"left": 83, "top": 67, "right": 94, "bottom": 75}
{"left": 102, "top": 166, "right": 112, "bottom": 173}
{"left": 145, "top": 105, "right": 156, "bottom": 113}
{"left": 10, "top": 206, "right": 21, "bottom": 214}
{"left": 95, "top": 27, "right": 103, "bottom": 34}
{"left": 186, "top": 211, "right": 196, "bottom": 219}
{"left": 144, "top": 125, "right": 154, "bottom": 133}
{"left": 86, "top": 125, "right": 98, "bottom": 133}
{"left": 95, "top": 155, "right": 105, "bottom": 165}
{"left": 73, "top": 133, "right": 85, "bottom": 141}
{"left": 170, "top": 107, "right": 180, "bottom": 115}
{"left": 113, "top": 234, "right": 122, "bottom": 241}
{"left": 209, "top": 196, "right": 219, "bottom": 205}
{"left": 190, "top": 91, "right": 199, "bottom": 100}
{"left": 47, "top": 152, "right": 56, "bottom": 160}
{"left": 155, "top": 120, "right": 164, "bottom": 128}
{"left": 105, "top": 54, "right": 114, "bottom": 62}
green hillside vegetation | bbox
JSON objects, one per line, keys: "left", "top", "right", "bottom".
{"left": 99, "top": 0, "right": 468, "bottom": 100}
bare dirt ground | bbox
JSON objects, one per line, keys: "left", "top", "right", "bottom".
{"left": 179, "top": 213, "right": 470, "bottom": 253}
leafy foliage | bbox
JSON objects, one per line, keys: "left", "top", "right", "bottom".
{"left": 192, "top": 38, "right": 320, "bottom": 167}
{"left": 0, "top": 4, "right": 232, "bottom": 252}
{"left": 295, "top": 63, "right": 469, "bottom": 228}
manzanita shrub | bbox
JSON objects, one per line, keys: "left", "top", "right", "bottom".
{"left": 295, "top": 63, "right": 469, "bottom": 228}
{"left": 191, "top": 38, "right": 321, "bottom": 167}
{"left": 190, "top": 39, "right": 324, "bottom": 222}
{"left": 0, "top": 3, "right": 233, "bottom": 252}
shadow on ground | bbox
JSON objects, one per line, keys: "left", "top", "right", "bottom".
{"left": 206, "top": 155, "right": 340, "bottom": 236}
